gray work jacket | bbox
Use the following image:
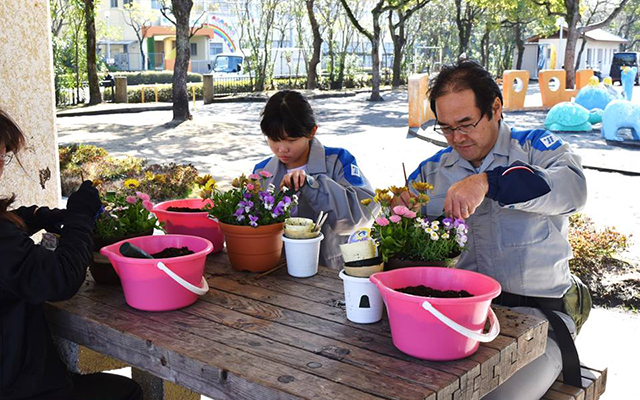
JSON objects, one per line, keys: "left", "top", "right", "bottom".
{"left": 408, "top": 122, "right": 587, "bottom": 297}
{"left": 254, "top": 138, "right": 377, "bottom": 269}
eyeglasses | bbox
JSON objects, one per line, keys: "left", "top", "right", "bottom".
{"left": 0, "top": 153, "right": 14, "bottom": 165}
{"left": 434, "top": 115, "right": 484, "bottom": 136}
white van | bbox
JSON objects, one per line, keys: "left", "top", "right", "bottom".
{"left": 209, "top": 53, "right": 245, "bottom": 77}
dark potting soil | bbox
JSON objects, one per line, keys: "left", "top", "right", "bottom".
{"left": 166, "top": 206, "right": 205, "bottom": 213}
{"left": 396, "top": 285, "right": 474, "bottom": 298}
{"left": 150, "top": 247, "right": 195, "bottom": 258}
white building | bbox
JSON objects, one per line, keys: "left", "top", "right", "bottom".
{"left": 516, "top": 27, "right": 627, "bottom": 79}
{"left": 98, "top": 0, "right": 241, "bottom": 73}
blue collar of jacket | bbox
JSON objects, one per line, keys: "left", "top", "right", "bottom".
{"left": 441, "top": 121, "right": 512, "bottom": 172}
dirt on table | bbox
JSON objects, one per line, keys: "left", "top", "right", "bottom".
{"left": 166, "top": 206, "right": 205, "bottom": 213}
{"left": 150, "top": 247, "right": 195, "bottom": 258}
{"left": 396, "top": 285, "right": 474, "bottom": 298}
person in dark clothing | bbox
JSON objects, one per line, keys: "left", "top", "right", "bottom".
{"left": 0, "top": 109, "right": 142, "bottom": 400}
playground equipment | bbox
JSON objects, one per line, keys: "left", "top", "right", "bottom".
{"left": 601, "top": 99, "right": 640, "bottom": 141}
{"left": 502, "top": 70, "right": 530, "bottom": 110}
{"left": 575, "top": 76, "right": 615, "bottom": 112}
{"left": 621, "top": 66, "right": 637, "bottom": 101}
{"left": 408, "top": 73, "right": 435, "bottom": 128}
{"left": 545, "top": 102, "right": 601, "bottom": 132}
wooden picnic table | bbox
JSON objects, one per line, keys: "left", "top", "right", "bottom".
{"left": 45, "top": 252, "right": 548, "bottom": 400}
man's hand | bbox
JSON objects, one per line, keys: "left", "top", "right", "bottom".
{"left": 280, "top": 170, "right": 307, "bottom": 191}
{"left": 390, "top": 191, "right": 421, "bottom": 212}
{"left": 445, "top": 173, "right": 489, "bottom": 219}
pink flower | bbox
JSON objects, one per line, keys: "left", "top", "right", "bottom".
{"left": 259, "top": 171, "right": 273, "bottom": 178}
{"left": 142, "top": 200, "right": 154, "bottom": 212}
{"left": 126, "top": 196, "right": 137, "bottom": 204}
{"left": 249, "top": 173, "right": 260, "bottom": 180}
{"left": 389, "top": 215, "right": 402, "bottom": 223}
{"left": 136, "top": 192, "right": 150, "bottom": 202}
{"left": 375, "top": 216, "right": 390, "bottom": 226}
{"left": 393, "top": 205, "right": 410, "bottom": 216}
{"left": 404, "top": 210, "right": 417, "bottom": 219}
{"left": 246, "top": 183, "right": 255, "bottom": 191}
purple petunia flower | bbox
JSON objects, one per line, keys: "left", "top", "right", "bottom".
{"left": 442, "top": 217, "right": 453, "bottom": 227}
{"left": 249, "top": 215, "right": 259, "bottom": 227}
{"left": 244, "top": 201, "right": 254, "bottom": 213}
{"left": 234, "top": 208, "right": 244, "bottom": 217}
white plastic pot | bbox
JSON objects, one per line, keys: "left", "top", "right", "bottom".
{"left": 282, "top": 233, "right": 324, "bottom": 278}
{"left": 339, "top": 269, "right": 383, "bottom": 324}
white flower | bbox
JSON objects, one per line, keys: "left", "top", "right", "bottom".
{"left": 431, "top": 221, "right": 440, "bottom": 230}
{"left": 268, "top": 183, "right": 276, "bottom": 193}
{"left": 425, "top": 227, "right": 433, "bottom": 234}
{"left": 430, "top": 232, "right": 439, "bottom": 241}
{"left": 442, "top": 233, "right": 450, "bottom": 239}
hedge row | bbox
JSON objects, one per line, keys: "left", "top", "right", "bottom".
{"left": 126, "top": 83, "right": 204, "bottom": 103}
{"left": 114, "top": 71, "right": 203, "bottom": 85}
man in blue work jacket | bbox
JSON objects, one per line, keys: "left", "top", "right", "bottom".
{"left": 409, "top": 59, "right": 588, "bottom": 400}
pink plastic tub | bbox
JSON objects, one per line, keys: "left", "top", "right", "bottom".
{"left": 370, "top": 267, "right": 501, "bottom": 360}
{"left": 153, "top": 198, "right": 224, "bottom": 253}
{"left": 100, "top": 235, "right": 213, "bottom": 311}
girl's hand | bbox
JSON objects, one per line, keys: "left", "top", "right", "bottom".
{"left": 280, "top": 170, "right": 307, "bottom": 191}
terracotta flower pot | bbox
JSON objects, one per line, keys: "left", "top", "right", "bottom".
{"left": 219, "top": 222, "right": 284, "bottom": 272}
{"left": 90, "top": 229, "right": 154, "bottom": 286}
{"left": 385, "top": 255, "right": 459, "bottom": 271}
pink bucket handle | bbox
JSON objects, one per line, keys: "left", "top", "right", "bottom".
{"left": 156, "top": 262, "right": 209, "bottom": 296}
{"left": 421, "top": 300, "right": 500, "bottom": 343}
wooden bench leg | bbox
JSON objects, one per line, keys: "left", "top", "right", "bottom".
{"left": 131, "top": 368, "right": 201, "bottom": 400}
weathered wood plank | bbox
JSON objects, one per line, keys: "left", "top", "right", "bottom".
{"left": 204, "top": 266, "right": 547, "bottom": 399}
{"left": 45, "top": 254, "right": 551, "bottom": 400}
{"left": 550, "top": 382, "right": 585, "bottom": 400}
{"left": 73, "top": 283, "right": 436, "bottom": 400}
{"left": 492, "top": 307, "right": 548, "bottom": 370}
{"left": 542, "top": 388, "right": 578, "bottom": 400}
{"left": 46, "top": 292, "right": 391, "bottom": 400}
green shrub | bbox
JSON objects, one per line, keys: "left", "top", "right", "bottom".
{"left": 126, "top": 83, "right": 203, "bottom": 103}
{"left": 59, "top": 144, "right": 198, "bottom": 202}
{"left": 568, "top": 213, "right": 631, "bottom": 281}
{"left": 113, "top": 71, "right": 202, "bottom": 85}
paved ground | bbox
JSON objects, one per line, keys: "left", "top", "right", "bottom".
{"left": 56, "top": 87, "right": 640, "bottom": 399}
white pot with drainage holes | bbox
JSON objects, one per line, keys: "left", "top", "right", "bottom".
{"left": 339, "top": 269, "right": 383, "bottom": 324}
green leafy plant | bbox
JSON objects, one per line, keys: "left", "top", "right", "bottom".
{"left": 201, "top": 172, "right": 297, "bottom": 227}
{"left": 363, "top": 183, "right": 467, "bottom": 263}
{"left": 568, "top": 213, "right": 631, "bottom": 278}
{"left": 95, "top": 185, "right": 162, "bottom": 239}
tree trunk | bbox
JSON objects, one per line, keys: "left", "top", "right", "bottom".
{"left": 515, "top": 23, "right": 525, "bottom": 70}
{"left": 370, "top": 19, "right": 383, "bottom": 101}
{"left": 85, "top": 0, "right": 101, "bottom": 105}
{"left": 389, "top": 11, "right": 406, "bottom": 89}
{"left": 306, "top": 0, "right": 322, "bottom": 90}
{"left": 563, "top": 4, "right": 580, "bottom": 89}
{"left": 480, "top": 24, "right": 490, "bottom": 68}
{"left": 171, "top": 0, "right": 193, "bottom": 122}
{"left": 139, "top": 39, "right": 147, "bottom": 71}
{"left": 575, "top": 32, "right": 588, "bottom": 72}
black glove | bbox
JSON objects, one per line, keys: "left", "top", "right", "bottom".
{"left": 486, "top": 162, "right": 551, "bottom": 205}
{"left": 66, "top": 181, "right": 103, "bottom": 219}
{"left": 34, "top": 207, "right": 67, "bottom": 234}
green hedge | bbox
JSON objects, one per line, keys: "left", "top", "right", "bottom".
{"left": 126, "top": 83, "right": 204, "bottom": 103}
{"left": 114, "top": 71, "right": 203, "bottom": 85}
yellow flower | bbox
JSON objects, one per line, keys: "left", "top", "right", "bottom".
{"left": 375, "top": 188, "right": 389, "bottom": 196}
{"left": 378, "top": 193, "right": 393, "bottom": 204}
{"left": 418, "top": 193, "right": 430, "bottom": 204}
{"left": 361, "top": 198, "right": 372, "bottom": 206}
{"left": 389, "top": 185, "right": 407, "bottom": 195}
{"left": 204, "top": 178, "right": 217, "bottom": 191}
{"left": 92, "top": 179, "right": 103, "bottom": 187}
{"left": 412, "top": 182, "right": 433, "bottom": 193}
{"left": 124, "top": 178, "right": 139, "bottom": 188}
{"left": 154, "top": 174, "right": 167, "bottom": 183}
{"left": 145, "top": 171, "right": 155, "bottom": 181}
{"left": 196, "top": 174, "right": 213, "bottom": 187}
